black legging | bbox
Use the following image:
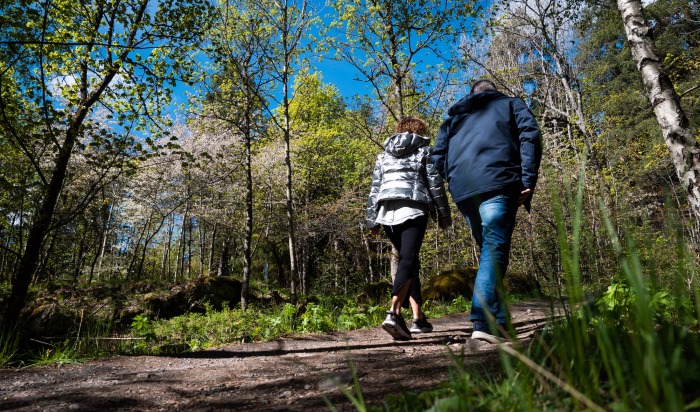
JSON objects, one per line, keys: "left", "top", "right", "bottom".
{"left": 383, "top": 215, "right": 428, "bottom": 308}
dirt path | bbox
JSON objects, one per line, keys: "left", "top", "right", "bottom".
{"left": 0, "top": 301, "right": 556, "bottom": 411}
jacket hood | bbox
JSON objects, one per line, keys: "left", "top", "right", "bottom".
{"left": 383, "top": 132, "right": 430, "bottom": 157}
{"left": 448, "top": 90, "right": 506, "bottom": 116}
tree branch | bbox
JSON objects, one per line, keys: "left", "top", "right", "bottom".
{"left": 0, "top": 243, "right": 21, "bottom": 259}
{"left": 680, "top": 84, "right": 700, "bottom": 98}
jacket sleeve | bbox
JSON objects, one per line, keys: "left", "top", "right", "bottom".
{"left": 432, "top": 117, "right": 451, "bottom": 180}
{"left": 425, "top": 148, "right": 452, "bottom": 229}
{"left": 513, "top": 99, "right": 542, "bottom": 191}
{"left": 365, "top": 155, "right": 383, "bottom": 229}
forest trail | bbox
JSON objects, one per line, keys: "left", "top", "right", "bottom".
{"left": 0, "top": 301, "right": 557, "bottom": 411}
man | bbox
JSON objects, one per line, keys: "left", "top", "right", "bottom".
{"left": 433, "top": 79, "right": 542, "bottom": 343}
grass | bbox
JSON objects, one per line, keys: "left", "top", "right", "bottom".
{"left": 0, "top": 329, "right": 19, "bottom": 365}
{"left": 333, "top": 169, "right": 700, "bottom": 411}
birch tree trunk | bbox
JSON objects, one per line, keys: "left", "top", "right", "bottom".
{"left": 276, "top": 0, "right": 309, "bottom": 304}
{"left": 241, "top": 126, "right": 254, "bottom": 311}
{"left": 208, "top": 222, "right": 217, "bottom": 276}
{"left": 198, "top": 217, "right": 206, "bottom": 278}
{"left": 187, "top": 217, "right": 193, "bottom": 278}
{"left": 618, "top": 0, "right": 700, "bottom": 221}
{"left": 93, "top": 202, "right": 113, "bottom": 283}
{"left": 360, "top": 224, "right": 374, "bottom": 282}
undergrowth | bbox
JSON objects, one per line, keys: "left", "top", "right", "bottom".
{"left": 0, "top": 293, "right": 473, "bottom": 365}
{"left": 123, "top": 295, "right": 472, "bottom": 355}
{"left": 330, "top": 166, "right": 700, "bottom": 411}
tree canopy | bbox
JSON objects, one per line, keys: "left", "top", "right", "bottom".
{"left": 0, "top": 0, "right": 698, "bottom": 338}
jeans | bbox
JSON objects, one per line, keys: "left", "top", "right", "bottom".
{"left": 457, "top": 188, "right": 519, "bottom": 324}
{"left": 383, "top": 215, "right": 428, "bottom": 307}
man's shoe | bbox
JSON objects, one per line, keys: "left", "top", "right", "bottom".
{"left": 382, "top": 311, "right": 412, "bottom": 340}
{"left": 409, "top": 316, "right": 433, "bottom": 333}
{"left": 471, "top": 320, "right": 508, "bottom": 344}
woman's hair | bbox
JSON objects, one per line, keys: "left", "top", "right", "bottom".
{"left": 395, "top": 117, "right": 428, "bottom": 136}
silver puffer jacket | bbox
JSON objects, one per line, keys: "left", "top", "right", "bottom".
{"left": 366, "top": 132, "right": 452, "bottom": 229}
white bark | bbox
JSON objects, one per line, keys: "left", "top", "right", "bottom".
{"left": 618, "top": 0, "right": 700, "bottom": 221}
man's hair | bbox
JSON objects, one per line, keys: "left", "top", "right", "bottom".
{"left": 470, "top": 79, "right": 497, "bottom": 94}
{"left": 396, "top": 116, "right": 428, "bottom": 136}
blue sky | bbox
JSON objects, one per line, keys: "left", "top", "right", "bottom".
{"left": 170, "top": 0, "right": 478, "bottom": 118}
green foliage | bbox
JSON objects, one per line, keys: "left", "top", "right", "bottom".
{"left": 0, "top": 330, "right": 19, "bottom": 366}
{"left": 131, "top": 314, "right": 156, "bottom": 341}
{"left": 421, "top": 295, "right": 472, "bottom": 320}
{"left": 594, "top": 282, "right": 695, "bottom": 329}
{"left": 118, "top": 297, "right": 468, "bottom": 356}
{"left": 27, "top": 340, "right": 78, "bottom": 367}
{"left": 337, "top": 303, "right": 385, "bottom": 330}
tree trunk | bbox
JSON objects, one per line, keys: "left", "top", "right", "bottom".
{"left": 97, "top": 203, "right": 114, "bottom": 281}
{"left": 175, "top": 203, "right": 189, "bottom": 281}
{"left": 279, "top": 1, "right": 299, "bottom": 304}
{"left": 390, "top": 245, "right": 399, "bottom": 285}
{"left": 217, "top": 236, "right": 231, "bottom": 278}
{"left": 137, "top": 214, "right": 168, "bottom": 279}
{"left": 127, "top": 212, "right": 152, "bottom": 279}
{"left": 283, "top": 85, "right": 298, "bottom": 304}
{"left": 301, "top": 243, "right": 307, "bottom": 296}
{"left": 208, "top": 222, "right": 217, "bottom": 276}
{"left": 198, "top": 217, "right": 205, "bottom": 278}
{"left": 241, "top": 128, "right": 253, "bottom": 311}
{"left": 360, "top": 223, "right": 374, "bottom": 283}
{"left": 35, "top": 229, "right": 58, "bottom": 284}
{"left": 72, "top": 227, "right": 88, "bottom": 284}
{"left": 187, "top": 216, "right": 193, "bottom": 278}
{"left": 1, "top": 125, "right": 79, "bottom": 333}
{"left": 163, "top": 214, "right": 174, "bottom": 280}
{"left": 334, "top": 238, "right": 339, "bottom": 290}
{"left": 618, "top": 0, "right": 700, "bottom": 221}
{"left": 0, "top": 216, "right": 15, "bottom": 281}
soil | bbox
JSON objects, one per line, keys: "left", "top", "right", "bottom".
{"left": 0, "top": 301, "right": 556, "bottom": 412}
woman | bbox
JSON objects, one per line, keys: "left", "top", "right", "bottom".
{"left": 366, "top": 117, "right": 452, "bottom": 340}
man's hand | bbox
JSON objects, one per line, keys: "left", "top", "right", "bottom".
{"left": 370, "top": 227, "right": 381, "bottom": 236}
{"left": 518, "top": 188, "right": 533, "bottom": 205}
{"left": 438, "top": 216, "right": 452, "bottom": 230}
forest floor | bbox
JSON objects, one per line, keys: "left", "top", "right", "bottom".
{"left": 0, "top": 301, "right": 558, "bottom": 411}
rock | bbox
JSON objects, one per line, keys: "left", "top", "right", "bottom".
{"left": 255, "top": 290, "right": 286, "bottom": 306}
{"left": 142, "top": 287, "right": 188, "bottom": 319}
{"left": 464, "top": 338, "right": 490, "bottom": 352}
{"left": 117, "top": 306, "right": 143, "bottom": 326}
{"left": 356, "top": 281, "right": 392, "bottom": 305}
{"left": 424, "top": 267, "right": 541, "bottom": 301}
{"left": 190, "top": 294, "right": 226, "bottom": 314}
{"left": 503, "top": 270, "right": 541, "bottom": 296}
{"left": 135, "top": 373, "right": 150, "bottom": 380}
{"left": 424, "top": 267, "right": 477, "bottom": 301}
{"left": 189, "top": 276, "right": 242, "bottom": 311}
{"left": 23, "top": 300, "right": 81, "bottom": 337}
{"left": 316, "top": 368, "right": 365, "bottom": 391}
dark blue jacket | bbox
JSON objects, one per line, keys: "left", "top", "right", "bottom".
{"left": 433, "top": 91, "right": 542, "bottom": 206}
